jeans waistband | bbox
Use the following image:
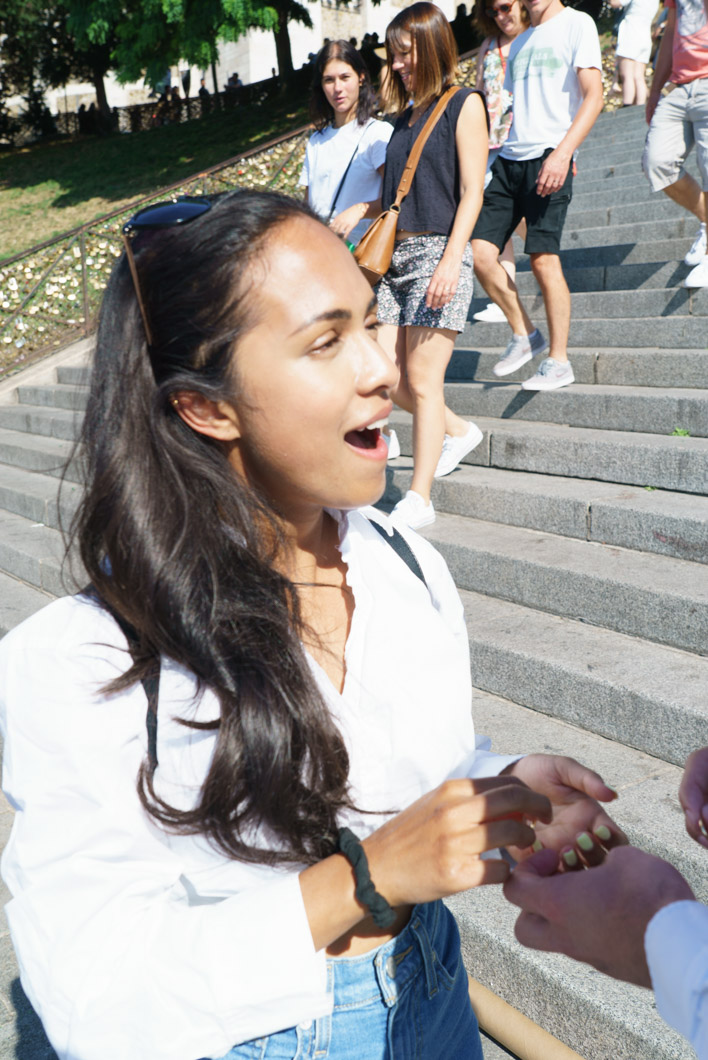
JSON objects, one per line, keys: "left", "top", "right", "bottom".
{"left": 326, "top": 900, "right": 448, "bottom": 1011}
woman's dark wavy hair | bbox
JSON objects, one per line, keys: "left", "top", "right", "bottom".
{"left": 472, "top": 0, "right": 528, "bottom": 43}
{"left": 309, "top": 39, "right": 378, "bottom": 131}
{"left": 67, "top": 189, "right": 354, "bottom": 867}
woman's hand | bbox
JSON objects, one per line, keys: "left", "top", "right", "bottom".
{"left": 679, "top": 746, "right": 708, "bottom": 848}
{"left": 504, "top": 755, "right": 627, "bottom": 868}
{"left": 330, "top": 203, "right": 368, "bottom": 240}
{"left": 425, "top": 253, "right": 461, "bottom": 311}
{"left": 363, "top": 776, "right": 553, "bottom": 906}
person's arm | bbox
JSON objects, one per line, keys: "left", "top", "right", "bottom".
{"left": 426, "top": 91, "right": 489, "bottom": 310}
{"left": 329, "top": 164, "right": 384, "bottom": 239}
{"left": 645, "top": 899, "right": 708, "bottom": 1057}
{"left": 646, "top": 5, "right": 676, "bottom": 123}
{"left": 476, "top": 38, "right": 492, "bottom": 91}
{"left": 503, "top": 845, "right": 695, "bottom": 986}
{"left": 535, "top": 65, "right": 603, "bottom": 196}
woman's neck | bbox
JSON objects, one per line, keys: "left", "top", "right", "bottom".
{"left": 333, "top": 110, "right": 357, "bottom": 129}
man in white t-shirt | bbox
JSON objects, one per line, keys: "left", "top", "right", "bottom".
{"left": 472, "top": 0, "right": 603, "bottom": 390}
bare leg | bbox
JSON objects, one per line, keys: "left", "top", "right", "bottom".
{"left": 529, "top": 253, "right": 570, "bottom": 363}
{"left": 619, "top": 58, "right": 636, "bottom": 106}
{"left": 472, "top": 238, "right": 535, "bottom": 335}
{"left": 635, "top": 61, "right": 647, "bottom": 106}
{"left": 402, "top": 326, "right": 462, "bottom": 504}
{"left": 663, "top": 174, "right": 707, "bottom": 222}
{"left": 379, "top": 323, "right": 468, "bottom": 440}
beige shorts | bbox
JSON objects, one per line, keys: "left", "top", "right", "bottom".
{"left": 642, "top": 79, "right": 708, "bottom": 193}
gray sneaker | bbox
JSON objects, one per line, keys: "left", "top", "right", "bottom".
{"left": 493, "top": 329, "right": 548, "bottom": 377}
{"left": 521, "top": 357, "right": 574, "bottom": 391}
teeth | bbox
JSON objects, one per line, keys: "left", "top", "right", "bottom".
{"left": 366, "top": 418, "right": 388, "bottom": 431}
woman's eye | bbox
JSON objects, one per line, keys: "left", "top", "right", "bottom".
{"left": 311, "top": 332, "right": 341, "bottom": 354}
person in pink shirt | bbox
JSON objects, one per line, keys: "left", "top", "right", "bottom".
{"left": 642, "top": 0, "right": 708, "bottom": 286}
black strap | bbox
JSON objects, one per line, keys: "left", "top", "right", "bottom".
{"left": 326, "top": 120, "right": 373, "bottom": 222}
{"left": 369, "top": 519, "right": 428, "bottom": 589}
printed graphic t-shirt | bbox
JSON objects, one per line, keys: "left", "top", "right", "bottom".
{"left": 500, "top": 7, "right": 601, "bottom": 161}
{"left": 299, "top": 118, "right": 392, "bottom": 245}
{"left": 666, "top": 0, "right": 708, "bottom": 83}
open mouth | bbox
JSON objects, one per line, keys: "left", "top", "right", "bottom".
{"left": 344, "top": 416, "right": 388, "bottom": 451}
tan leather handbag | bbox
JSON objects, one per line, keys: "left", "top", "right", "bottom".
{"left": 354, "top": 86, "right": 460, "bottom": 286}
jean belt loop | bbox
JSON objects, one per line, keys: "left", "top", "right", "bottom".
{"left": 410, "top": 906, "right": 439, "bottom": 999}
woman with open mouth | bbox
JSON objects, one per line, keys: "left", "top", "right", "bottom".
{"left": 0, "top": 190, "right": 625, "bottom": 1060}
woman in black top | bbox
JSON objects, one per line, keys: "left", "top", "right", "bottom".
{"left": 376, "top": 2, "right": 489, "bottom": 530}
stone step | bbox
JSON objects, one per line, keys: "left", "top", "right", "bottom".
{"left": 462, "top": 595, "right": 708, "bottom": 769}
{"left": 56, "top": 365, "right": 90, "bottom": 386}
{"left": 0, "top": 461, "right": 80, "bottom": 530}
{"left": 568, "top": 195, "right": 686, "bottom": 230}
{"left": 0, "top": 427, "right": 79, "bottom": 481}
{"left": 389, "top": 411, "right": 708, "bottom": 493}
{"left": 448, "top": 692, "right": 700, "bottom": 1060}
{"left": 0, "top": 508, "right": 73, "bottom": 597}
{"left": 406, "top": 511, "right": 708, "bottom": 656}
{"left": 562, "top": 214, "right": 698, "bottom": 250}
{"left": 449, "top": 344, "right": 708, "bottom": 389}
{"left": 471, "top": 285, "right": 707, "bottom": 320}
{"left": 460, "top": 311, "right": 708, "bottom": 347}
{"left": 386, "top": 463, "right": 708, "bottom": 565}
{"left": 0, "top": 402, "right": 81, "bottom": 442}
{"left": 0, "top": 570, "right": 55, "bottom": 638}
{"left": 568, "top": 182, "right": 686, "bottom": 212}
{"left": 15, "top": 383, "right": 87, "bottom": 412}
{"left": 439, "top": 380, "right": 708, "bottom": 437}
{"left": 575, "top": 144, "right": 650, "bottom": 173}
{"left": 510, "top": 259, "right": 695, "bottom": 295}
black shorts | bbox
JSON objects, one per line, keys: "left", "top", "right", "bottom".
{"left": 472, "top": 148, "right": 573, "bottom": 255}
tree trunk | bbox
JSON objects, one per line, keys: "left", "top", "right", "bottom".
{"left": 91, "top": 66, "right": 110, "bottom": 123}
{"left": 211, "top": 59, "right": 221, "bottom": 109}
{"left": 273, "top": 8, "right": 294, "bottom": 81}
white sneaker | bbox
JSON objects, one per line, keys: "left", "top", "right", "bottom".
{"left": 493, "top": 329, "right": 548, "bottom": 377}
{"left": 521, "top": 357, "right": 574, "bottom": 391}
{"left": 391, "top": 490, "right": 435, "bottom": 530}
{"left": 473, "top": 302, "right": 507, "bottom": 323}
{"left": 684, "top": 256, "right": 708, "bottom": 288}
{"left": 434, "top": 422, "right": 484, "bottom": 478}
{"left": 386, "top": 429, "right": 401, "bottom": 460}
{"left": 684, "top": 223, "right": 707, "bottom": 267}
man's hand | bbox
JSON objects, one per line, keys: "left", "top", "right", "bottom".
{"left": 646, "top": 90, "right": 662, "bottom": 124}
{"left": 535, "top": 149, "right": 572, "bottom": 198}
{"left": 679, "top": 746, "right": 708, "bottom": 848}
{"left": 503, "top": 846, "right": 695, "bottom": 987}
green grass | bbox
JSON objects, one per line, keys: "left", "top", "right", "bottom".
{"left": 0, "top": 94, "right": 308, "bottom": 262}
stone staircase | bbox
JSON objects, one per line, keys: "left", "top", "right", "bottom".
{"left": 0, "top": 103, "right": 705, "bottom": 1058}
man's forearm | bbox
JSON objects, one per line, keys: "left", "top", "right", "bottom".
{"left": 649, "top": 12, "right": 675, "bottom": 96}
{"left": 555, "top": 77, "right": 603, "bottom": 160}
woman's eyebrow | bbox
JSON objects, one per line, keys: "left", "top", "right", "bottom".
{"left": 291, "top": 297, "right": 378, "bottom": 335}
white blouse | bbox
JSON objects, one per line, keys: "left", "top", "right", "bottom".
{"left": 646, "top": 900, "right": 708, "bottom": 1058}
{"left": 0, "top": 508, "right": 518, "bottom": 1060}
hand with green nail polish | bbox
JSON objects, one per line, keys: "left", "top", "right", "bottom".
{"left": 500, "top": 753, "right": 627, "bottom": 864}
{"left": 679, "top": 746, "right": 708, "bottom": 850}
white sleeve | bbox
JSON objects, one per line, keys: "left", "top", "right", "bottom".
{"left": 573, "top": 12, "right": 603, "bottom": 70}
{"left": 363, "top": 120, "right": 393, "bottom": 172}
{"left": 645, "top": 900, "right": 708, "bottom": 1060}
{"left": 0, "top": 601, "right": 328, "bottom": 1060}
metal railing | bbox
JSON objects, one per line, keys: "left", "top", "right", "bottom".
{"left": 0, "top": 126, "right": 309, "bottom": 380}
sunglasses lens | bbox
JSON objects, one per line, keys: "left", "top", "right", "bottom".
{"left": 487, "top": 2, "right": 512, "bottom": 14}
{"left": 123, "top": 197, "right": 211, "bottom": 234}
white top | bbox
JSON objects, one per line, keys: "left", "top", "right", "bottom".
{"left": 500, "top": 7, "right": 602, "bottom": 162}
{"left": 299, "top": 118, "right": 393, "bottom": 245}
{"left": 0, "top": 508, "right": 519, "bottom": 1060}
{"left": 645, "top": 900, "right": 708, "bottom": 1059}
{"left": 616, "top": 0, "right": 660, "bottom": 63}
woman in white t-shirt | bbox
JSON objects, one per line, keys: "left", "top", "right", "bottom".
{"left": 611, "top": 0, "right": 659, "bottom": 105}
{"left": 300, "top": 40, "right": 393, "bottom": 247}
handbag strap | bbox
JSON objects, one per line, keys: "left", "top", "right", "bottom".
{"left": 391, "top": 86, "right": 461, "bottom": 209}
{"left": 327, "top": 120, "right": 373, "bottom": 222}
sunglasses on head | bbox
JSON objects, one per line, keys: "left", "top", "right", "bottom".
{"left": 486, "top": 1, "right": 516, "bottom": 16}
{"left": 121, "top": 196, "right": 212, "bottom": 349}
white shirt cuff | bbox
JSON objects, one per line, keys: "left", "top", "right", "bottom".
{"left": 645, "top": 899, "right": 708, "bottom": 1055}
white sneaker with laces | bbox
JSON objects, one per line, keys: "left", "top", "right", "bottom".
{"left": 521, "top": 357, "right": 574, "bottom": 391}
{"left": 684, "top": 256, "right": 708, "bottom": 288}
{"left": 386, "top": 429, "right": 401, "bottom": 460}
{"left": 684, "top": 224, "right": 707, "bottom": 267}
{"left": 391, "top": 490, "right": 435, "bottom": 530}
{"left": 493, "top": 329, "right": 548, "bottom": 377}
{"left": 473, "top": 302, "right": 507, "bottom": 323}
{"left": 434, "top": 422, "right": 484, "bottom": 478}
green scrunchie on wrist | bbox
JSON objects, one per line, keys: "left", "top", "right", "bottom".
{"left": 336, "top": 826, "right": 396, "bottom": 929}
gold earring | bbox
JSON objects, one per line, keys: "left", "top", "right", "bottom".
{"left": 171, "top": 397, "right": 180, "bottom": 408}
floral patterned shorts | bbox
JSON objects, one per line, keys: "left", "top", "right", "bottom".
{"left": 376, "top": 234, "right": 475, "bottom": 333}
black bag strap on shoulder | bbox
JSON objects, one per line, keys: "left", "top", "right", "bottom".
{"left": 85, "top": 586, "right": 160, "bottom": 768}
{"left": 326, "top": 119, "right": 373, "bottom": 222}
{"left": 369, "top": 519, "right": 428, "bottom": 589}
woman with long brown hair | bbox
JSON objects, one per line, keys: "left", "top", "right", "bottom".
{"left": 376, "top": 2, "right": 488, "bottom": 529}
{"left": 0, "top": 189, "right": 625, "bottom": 1059}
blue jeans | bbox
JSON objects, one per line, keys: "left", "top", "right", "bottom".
{"left": 209, "top": 901, "right": 482, "bottom": 1059}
